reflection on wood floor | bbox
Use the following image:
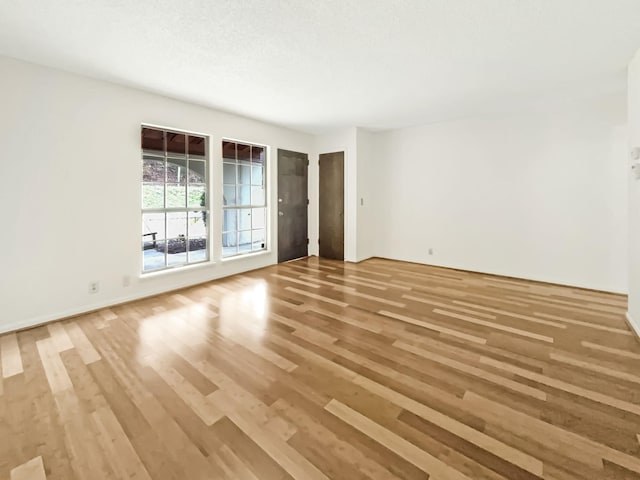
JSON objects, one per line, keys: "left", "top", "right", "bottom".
{"left": 2, "top": 257, "right": 640, "bottom": 480}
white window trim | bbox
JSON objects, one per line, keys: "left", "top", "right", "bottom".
{"left": 221, "top": 139, "right": 268, "bottom": 259}
{"left": 141, "top": 125, "right": 211, "bottom": 274}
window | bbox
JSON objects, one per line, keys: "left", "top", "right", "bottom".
{"left": 141, "top": 126, "right": 209, "bottom": 272}
{"left": 222, "top": 140, "right": 266, "bottom": 257}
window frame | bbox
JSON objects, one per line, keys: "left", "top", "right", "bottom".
{"left": 141, "top": 125, "right": 211, "bottom": 274}
{"left": 222, "top": 139, "right": 268, "bottom": 259}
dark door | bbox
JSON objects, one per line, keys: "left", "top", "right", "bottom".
{"left": 319, "top": 151, "right": 345, "bottom": 260}
{"left": 277, "top": 149, "right": 308, "bottom": 263}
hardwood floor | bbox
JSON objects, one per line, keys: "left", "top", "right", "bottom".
{"left": 2, "top": 257, "right": 640, "bottom": 480}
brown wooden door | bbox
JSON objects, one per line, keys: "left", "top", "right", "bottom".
{"left": 277, "top": 149, "right": 308, "bottom": 263}
{"left": 319, "top": 151, "right": 345, "bottom": 260}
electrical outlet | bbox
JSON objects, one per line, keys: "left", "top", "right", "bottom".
{"left": 428, "top": 248, "right": 434, "bottom": 255}
{"left": 122, "top": 275, "right": 131, "bottom": 287}
{"left": 88, "top": 281, "right": 100, "bottom": 294}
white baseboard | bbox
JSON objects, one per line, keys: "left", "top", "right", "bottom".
{"left": 1, "top": 252, "right": 279, "bottom": 335}
{"left": 0, "top": 271, "right": 255, "bottom": 335}
{"left": 373, "top": 255, "right": 628, "bottom": 295}
{"left": 0, "top": 289, "right": 171, "bottom": 335}
{"left": 625, "top": 312, "right": 640, "bottom": 340}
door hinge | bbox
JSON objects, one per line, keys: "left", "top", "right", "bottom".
{"left": 307, "top": 159, "right": 309, "bottom": 166}
{"left": 307, "top": 198, "right": 310, "bottom": 205}
{"left": 307, "top": 238, "right": 309, "bottom": 245}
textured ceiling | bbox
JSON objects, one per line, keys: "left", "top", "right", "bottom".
{"left": 1, "top": 1, "right": 640, "bottom": 133}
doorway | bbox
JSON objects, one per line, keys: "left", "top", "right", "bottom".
{"left": 319, "top": 151, "right": 345, "bottom": 260}
{"left": 277, "top": 149, "right": 309, "bottom": 263}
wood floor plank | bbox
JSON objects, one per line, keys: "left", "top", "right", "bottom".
{"left": 378, "top": 310, "right": 488, "bottom": 345}
{"left": 533, "top": 312, "right": 633, "bottom": 335}
{"left": 146, "top": 356, "right": 224, "bottom": 426}
{"left": 91, "top": 406, "right": 152, "bottom": 480}
{"left": 480, "top": 356, "right": 640, "bottom": 416}
{"left": 352, "top": 373, "right": 544, "bottom": 476}
{"left": 432, "top": 309, "right": 555, "bottom": 343}
{"left": 10, "top": 456, "right": 46, "bottom": 480}
{"left": 463, "top": 390, "right": 640, "bottom": 475}
{"left": 47, "top": 322, "right": 74, "bottom": 352}
{"left": 211, "top": 390, "right": 330, "bottom": 480}
{"left": 393, "top": 340, "right": 548, "bottom": 400}
{"left": 64, "top": 321, "right": 101, "bottom": 364}
{"left": 35, "top": 338, "right": 72, "bottom": 394}
{"left": 450, "top": 300, "right": 568, "bottom": 329}
{"left": 272, "top": 397, "right": 403, "bottom": 480}
{"left": 325, "top": 399, "right": 473, "bottom": 480}
{"left": 580, "top": 341, "right": 640, "bottom": 360}
{"left": 549, "top": 352, "right": 640, "bottom": 385}
{"left": 285, "top": 286, "right": 348, "bottom": 307}
{"left": 1, "top": 333, "right": 23, "bottom": 378}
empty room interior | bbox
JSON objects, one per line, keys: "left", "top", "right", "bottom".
{"left": 3, "top": 1, "right": 640, "bottom": 479}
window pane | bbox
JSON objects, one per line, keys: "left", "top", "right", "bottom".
{"left": 142, "top": 213, "right": 167, "bottom": 271}
{"left": 239, "top": 231, "right": 251, "bottom": 253}
{"left": 167, "top": 212, "right": 187, "bottom": 238}
{"left": 143, "top": 157, "right": 165, "bottom": 182}
{"left": 166, "top": 184, "right": 186, "bottom": 208}
{"left": 238, "top": 186, "right": 250, "bottom": 206}
{"left": 188, "top": 211, "right": 207, "bottom": 263}
{"left": 223, "top": 141, "right": 236, "bottom": 160}
{"left": 142, "top": 127, "right": 164, "bottom": 153}
{"left": 142, "top": 183, "right": 164, "bottom": 209}
{"left": 251, "top": 145, "right": 264, "bottom": 164}
{"left": 239, "top": 208, "right": 251, "bottom": 230}
{"left": 237, "top": 143, "right": 250, "bottom": 163}
{"left": 251, "top": 186, "right": 265, "bottom": 206}
{"left": 252, "top": 208, "right": 265, "bottom": 230}
{"left": 188, "top": 211, "right": 208, "bottom": 239}
{"left": 167, "top": 158, "right": 187, "bottom": 183}
{"left": 223, "top": 232, "right": 237, "bottom": 257}
{"left": 142, "top": 213, "right": 166, "bottom": 241}
{"left": 223, "top": 185, "right": 236, "bottom": 206}
{"left": 167, "top": 238, "right": 188, "bottom": 254}
{"left": 223, "top": 163, "right": 236, "bottom": 184}
{"left": 167, "top": 238, "right": 188, "bottom": 266}
{"left": 238, "top": 165, "right": 251, "bottom": 184}
{"left": 188, "top": 184, "right": 206, "bottom": 208}
{"left": 143, "top": 245, "right": 166, "bottom": 271}
{"left": 166, "top": 132, "right": 186, "bottom": 157}
{"left": 188, "top": 135, "right": 206, "bottom": 158}
{"left": 188, "top": 160, "right": 206, "bottom": 183}
{"left": 252, "top": 229, "right": 265, "bottom": 250}
{"left": 223, "top": 209, "right": 237, "bottom": 232}
{"left": 251, "top": 165, "right": 263, "bottom": 185}
{"left": 188, "top": 246, "right": 207, "bottom": 263}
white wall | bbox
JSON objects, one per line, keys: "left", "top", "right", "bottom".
{"left": 0, "top": 56, "right": 313, "bottom": 333}
{"left": 628, "top": 49, "right": 640, "bottom": 332}
{"left": 356, "top": 128, "right": 376, "bottom": 262}
{"left": 370, "top": 97, "right": 628, "bottom": 293}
